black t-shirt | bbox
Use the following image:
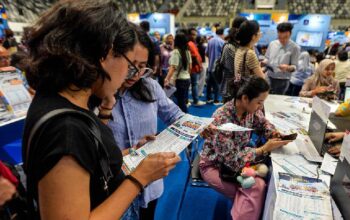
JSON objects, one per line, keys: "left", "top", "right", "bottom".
{"left": 22, "top": 92, "right": 125, "bottom": 216}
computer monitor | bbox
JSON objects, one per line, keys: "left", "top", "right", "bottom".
{"left": 331, "top": 158, "right": 350, "bottom": 220}
{"left": 296, "top": 31, "right": 323, "bottom": 48}
{"left": 344, "top": 87, "right": 350, "bottom": 102}
{"left": 308, "top": 111, "right": 328, "bottom": 156}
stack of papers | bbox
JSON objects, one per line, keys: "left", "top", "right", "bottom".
{"left": 274, "top": 173, "right": 333, "bottom": 220}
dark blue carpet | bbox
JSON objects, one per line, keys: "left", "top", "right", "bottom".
{"left": 155, "top": 100, "right": 232, "bottom": 220}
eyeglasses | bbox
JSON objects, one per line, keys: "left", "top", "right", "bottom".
{"left": 122, "top": 53, "right": 154, "bottom": 79}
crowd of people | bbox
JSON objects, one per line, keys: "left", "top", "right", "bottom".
{"left": 0, "top": 1, "right": 350, "bottom": 220}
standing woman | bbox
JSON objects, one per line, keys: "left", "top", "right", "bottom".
{"left": 220, "top": 16, "right": 247, "bottom": 103}
{"left": 22, "top": 1, "right": 180, "bottom": 219}
{"left": 164, "top": 32, "right": 192, "bottom": 113}
{"left": 234, "top": 20, "right": 265, "bottom": 93}
{"left": 159, "top": 34, "right": 174, "bottom": 88}
{"left": 109, "top": 25, "right": 184, "bottom": 220}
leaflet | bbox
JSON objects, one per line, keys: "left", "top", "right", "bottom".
{"left": 0, "top": 70, "right": 31, "bottom": 119}
{"left": 122, "top": 114, "right": 214, "bottom": 174}
{"left": 274, "top": 173, "right": 333, "bottom": 220}
{"left": 217, "top": 123, "right": 252, "bottom": 132}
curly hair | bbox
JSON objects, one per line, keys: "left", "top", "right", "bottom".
{"left": 26, "top": 0, "right": 137, "bottom": 93}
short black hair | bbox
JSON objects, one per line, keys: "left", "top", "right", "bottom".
{"left": 236, "top": 20, "right": 260, "bottom": 46}
{"left": 188, "top": 27, "right": 197, "bottom": 35}
{"left": 236, "top": 76, "right": 270, "bottom": 101}
{"left": 216, "top": 28, "right": 224, "bottom": 35}
{"left": 277, "top": 22, "right": 293, "bottom": 33}
{"left": 140, "top": 20, "right": 150, "bottom": 32}
{"left": 338, "top": 50, "right": 348, "bottom": 61}
{"left": 26, "top": 0, "right": 137, "bottom": 93}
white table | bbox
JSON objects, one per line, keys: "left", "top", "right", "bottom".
{"left": 262, "top": 95, "right": 343, "bottom": 220}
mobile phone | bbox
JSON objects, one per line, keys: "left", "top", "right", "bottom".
{"left": 281, "top": 133, "right": 298, "bottom": 140}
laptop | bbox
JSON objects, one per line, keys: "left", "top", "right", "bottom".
{"left": 308, "top": 110, "right": 330, "bottom": 156}
{"left": 331, "top": 157, "right": 350, "bottom": 220}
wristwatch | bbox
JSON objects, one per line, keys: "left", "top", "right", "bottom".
{"left": 261, "top": 146, "right": 269, "bottom": 157}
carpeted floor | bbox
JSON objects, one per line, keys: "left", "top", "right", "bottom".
{"left": 155, "top": 99, "right": 232, "bottom": 220}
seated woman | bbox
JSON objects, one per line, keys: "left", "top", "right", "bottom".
{"left": 108, "top": 25, "right": 184, "bottom": 219}
{"left": 199, "top": 76, "right": 291, "bottom": 220}
{"left": 299, "top": 59, "right": 340, "bottom": 98}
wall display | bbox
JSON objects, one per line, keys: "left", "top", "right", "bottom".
{"left": 296, "top": 31, "right": 324, "bottom": 48}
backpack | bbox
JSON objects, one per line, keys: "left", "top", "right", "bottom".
{"left": 23, "top": 109, "right": 113, "bottom": 219}
{"left": 213, "top": 43, "right": 230, "bottom": 84}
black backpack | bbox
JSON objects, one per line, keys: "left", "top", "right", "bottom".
{"left": 213, "top": 43, "right": 230, "bottom": 84}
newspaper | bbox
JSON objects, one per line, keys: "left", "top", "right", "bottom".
{"left": 0, "top": 69, "right": 31, "bottom": 122}
{"left": 122, "top": 114, "right": 214, "bottom": 174}
{"left": 274, "top": 173, "right": 333, "bottom": 220}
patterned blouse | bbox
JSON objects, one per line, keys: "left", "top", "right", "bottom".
{"left": 201, "top": 100, "right": 275, "bottom": 172}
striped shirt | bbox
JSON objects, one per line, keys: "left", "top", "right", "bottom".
{"left": 234, "top": 47, "right": 260, "bottom": 80}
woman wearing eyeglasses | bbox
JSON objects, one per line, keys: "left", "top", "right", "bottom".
{"left": 21, "top": 1, "right": 180, "bottom": 220}
{"left": 108, "top": 24, "right": 184, "bottom": 220}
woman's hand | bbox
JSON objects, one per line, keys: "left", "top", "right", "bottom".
{"left": 325, "top": 132, "right": 345, "bottom": 143}
{"left": 0, "top": 176, "right": 16, "bottom": 206}
{"left": 312, "top": 86, "right": 328, "bottom": 95}
{"left": 101, "top": 94, "right": 116, "bottom": 110}
{"left": 164, "top": 78, "right": 170, "bottom": 88}
{"left": 261, "top": 138, "right": 292, "bottom": 153}
{"left": 328, "top": 146, "right": 341, "bottom": 157}
{"left": 131, "top": 152, "right": 181, "bottom": 186}
{"left": 200, "top": 124, "right": 218, "bottom": 139}
{"left": 136, "top": 135, "right": 156, "bottom": 149}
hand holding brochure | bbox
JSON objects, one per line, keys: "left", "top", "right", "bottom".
{"left": 122, "top": 114, "right": 214, "bottom": 174}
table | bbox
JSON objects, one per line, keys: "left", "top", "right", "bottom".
{"left": 262, "top": 95, "right": 343, "bottom": 220}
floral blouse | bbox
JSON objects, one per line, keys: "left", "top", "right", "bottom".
{"left": 201, "top": 100, "right": 275, "bottom": 172}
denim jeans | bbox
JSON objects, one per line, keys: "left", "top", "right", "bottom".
{"left": 190, "top": 73, "right": 200, "bottom": 103}
{"left": 206, "top": 71, "right": 219, "bottom": 101}
{"left": 286, "top": 82, "right": 302, "bottom": 96}
{"left": 175, "top": 79, "right": 191, "bottom": 113}
{"left": 121, "top": 196, "right": 140, "bottom": 220}
{"left": 158, "top": 69, "right": 168, "bottom": 88}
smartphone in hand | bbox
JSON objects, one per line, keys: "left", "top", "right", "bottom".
{"left": 280, "top": 133, "right": 298, "bottom": 141}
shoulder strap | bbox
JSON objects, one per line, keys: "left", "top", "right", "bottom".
{"left": 219, "top": 43, "right": 230, "bottom": 64}
{"left": 25, "top": 108, "right": 113, "bottom": 192}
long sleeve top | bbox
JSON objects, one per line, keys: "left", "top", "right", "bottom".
{"left": 200, "top": 100, "right": 275, "bottom": 172}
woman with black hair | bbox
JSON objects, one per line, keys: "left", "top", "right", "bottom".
{"left": 21, "top": 1, "right": 180, "bottom": 219}
{"left": 108, "top": 24, "right": 184, "bottom": 220}
{"left": 164, "top": 32, "right": 192, "bottom": 113}
{"left": 234, "top": 20, "right": 265, "bottom": 86}
{"left": 199, "top": 76, "right": 290, "bottom": 220}
{"left": 220, "top": 16, "right": 247, "bottom": 103}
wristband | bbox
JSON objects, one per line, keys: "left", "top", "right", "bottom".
{"left": 98, "top": 112, "right": 113, "bottom": 120}
{"left": 125, "top": 175, "right": 144, "bottom": 193}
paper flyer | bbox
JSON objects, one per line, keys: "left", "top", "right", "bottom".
{"left": 217, "top": 123, "right": 253, "bottom": 132}
{"left": 122, "top": 114, "right": 214, "bottom": 174}
{"left": 274, "top": 173, "right": 333, "bottom": 220}
{"left": 0, "top": 70, "right": 31, "bottom": 119}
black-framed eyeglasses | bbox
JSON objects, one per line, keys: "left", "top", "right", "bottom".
{"left": 121, "top": 53, "right": 140, "bottom": 79}
{"left": 122, "top": 53, "right": 154, "bottom": 79}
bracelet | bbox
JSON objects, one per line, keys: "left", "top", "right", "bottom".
{"left": 99, "top": 105, "right": 113, "bottom": 111}
{"left": 125, "top": 175, "right": 144, "bottom": 193}
{"left": 98, "top": 112, "right": 113, "bottom": 120}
